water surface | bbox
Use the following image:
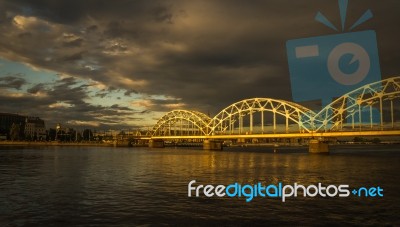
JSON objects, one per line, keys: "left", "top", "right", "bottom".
{"left": 0, "top": 145, "right": 398, "bottom": 226}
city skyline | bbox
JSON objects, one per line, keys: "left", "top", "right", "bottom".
{"left": 0, "top": 0, "right": 399, "bottom": 129}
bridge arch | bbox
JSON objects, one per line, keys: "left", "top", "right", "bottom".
{"left": 314, "top": 76, "right": 400, "bottom": 132}
{"left": 151, "top": 110, "right": 211, "bottom": 136}
{"left": 149, "top": 77, "right": 400, "bottom": 136}
{"left": 208, "top": 98, "right": 316, "bottom": 135}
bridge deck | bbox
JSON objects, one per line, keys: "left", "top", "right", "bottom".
{"left": 147, "top": 130, "right": 400, "bottom": 140}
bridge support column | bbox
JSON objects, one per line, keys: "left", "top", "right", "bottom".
{"left": 203, "top": 139, "right": 223, "bottom": 151}
{"left": 149, "top": 139, "right": 165, "bottom": 148}
{"left": 309, "top": 139, "right": 329, "bottom": 154}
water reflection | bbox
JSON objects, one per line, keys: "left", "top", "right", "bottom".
{"left": 0, "top": 145, "right": 398, "bottom": 225}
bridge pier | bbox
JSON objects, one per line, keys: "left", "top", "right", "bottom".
{"left": 309, "top": 139, "right": 329, "bottom": 154}
{"left": 148, "top": 139, "right": 165, "bottom": 148}
{"left": 203, "top": 140, "right": 223, "bottom": 151}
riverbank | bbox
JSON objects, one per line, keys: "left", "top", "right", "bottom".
{"left": 0, "top": 141, "right": 111, "bottom": 147}
{"left": 1, "top": 141, "right": 397, "bottom": 148}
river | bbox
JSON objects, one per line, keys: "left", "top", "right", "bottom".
{"left": 0, "top": 145, "right": 399, "bottom": 226}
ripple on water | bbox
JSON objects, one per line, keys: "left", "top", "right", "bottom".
{"left": 0, "top": 145, "right": 399, "bottom": 226}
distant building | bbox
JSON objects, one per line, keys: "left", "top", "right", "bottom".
{"left": 0, "top": 113, "right": 46, "bottom": 140}
{"left": 52, "top": 123, "right": 77, "bottom": 141}
{"left": 24, "top": 117, "right": 46, "bottom": 140}
{"left": 0, "top": 113, "right": 26, "bottom": 139}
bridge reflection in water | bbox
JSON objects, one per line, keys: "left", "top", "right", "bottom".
{"left": 146, "top": 77, "right": 400, "bottom": 153}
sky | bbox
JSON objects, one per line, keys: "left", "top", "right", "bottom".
{"left": 0, "top": 0, "right": 399, "bottom": 130}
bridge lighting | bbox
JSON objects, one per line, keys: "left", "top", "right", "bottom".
{"left": 150, "top": 77, "right": 399, "bottom": 136}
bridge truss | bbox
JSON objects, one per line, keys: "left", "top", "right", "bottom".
{"left": 152, "top": 110, "right": 211, "bottom": 136}
{"left": 313, "top": 76, "right": 400, "bottom": 132}
{"left": 150, "top": 77, "right": 400, "bottom": 136}
{"left": 208, "top": 98, "right": 315, "bottom": 135}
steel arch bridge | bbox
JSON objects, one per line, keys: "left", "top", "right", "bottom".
{"left": 208, "top": 98, "right": 315, "bottom": 135}
{"left": 313, "top": 76, "right": 400, "bottom": 132}
{"left": 150, "top": 76, "right": 400, "bottom": 136}
{"left": 152, "top": 110, "right": 212, "bottom": 136}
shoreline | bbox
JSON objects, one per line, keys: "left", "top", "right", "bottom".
{"left": 0, "top": 141, "right": 111, "bottom": 147}
{"left": 1, "top": 141, "right": 398, "bottom": 148}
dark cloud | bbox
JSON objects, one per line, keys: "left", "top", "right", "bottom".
{"left": 0, "top": 0, "right": 399, "bottom": 126}
{"left": 130, "top": 97, "right": 186, "bottom": 113}
{"left": 1, "top": 0, "right": 90, "bottom": 24}
{"left": 152, "top": 5, "right": 173, "bottom": 23}
{"left": 110, "top": 104, "right": 132, "bottom": 111}
{"left": 107, "top": 86, "right": 118, "bottom": 92}
{"left": 0, "top": 76, "right": 140, "bottom": 129}
{"left": 61, "top": 51, "right": 85, "bottom": 62}
{"left": 27, "top": 83, "right": 45, "bottom": 94}
{"left": 86, "top": 25, "right": 98, "bottom": 33}
{"left": 17, "top": 32, "right": 32, "bottom": 39}
{"left": 0, "top": 75, "right": 26, "bottom": 89}
{"left": 124, "top": 89, "right": 138, "bottom": 96}
{"left": 94, "top": 91, "right": 108, "bottom": 98}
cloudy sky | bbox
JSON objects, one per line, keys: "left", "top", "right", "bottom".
{"left": 0, "top": 0, "right": 398, "bottom": 129}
